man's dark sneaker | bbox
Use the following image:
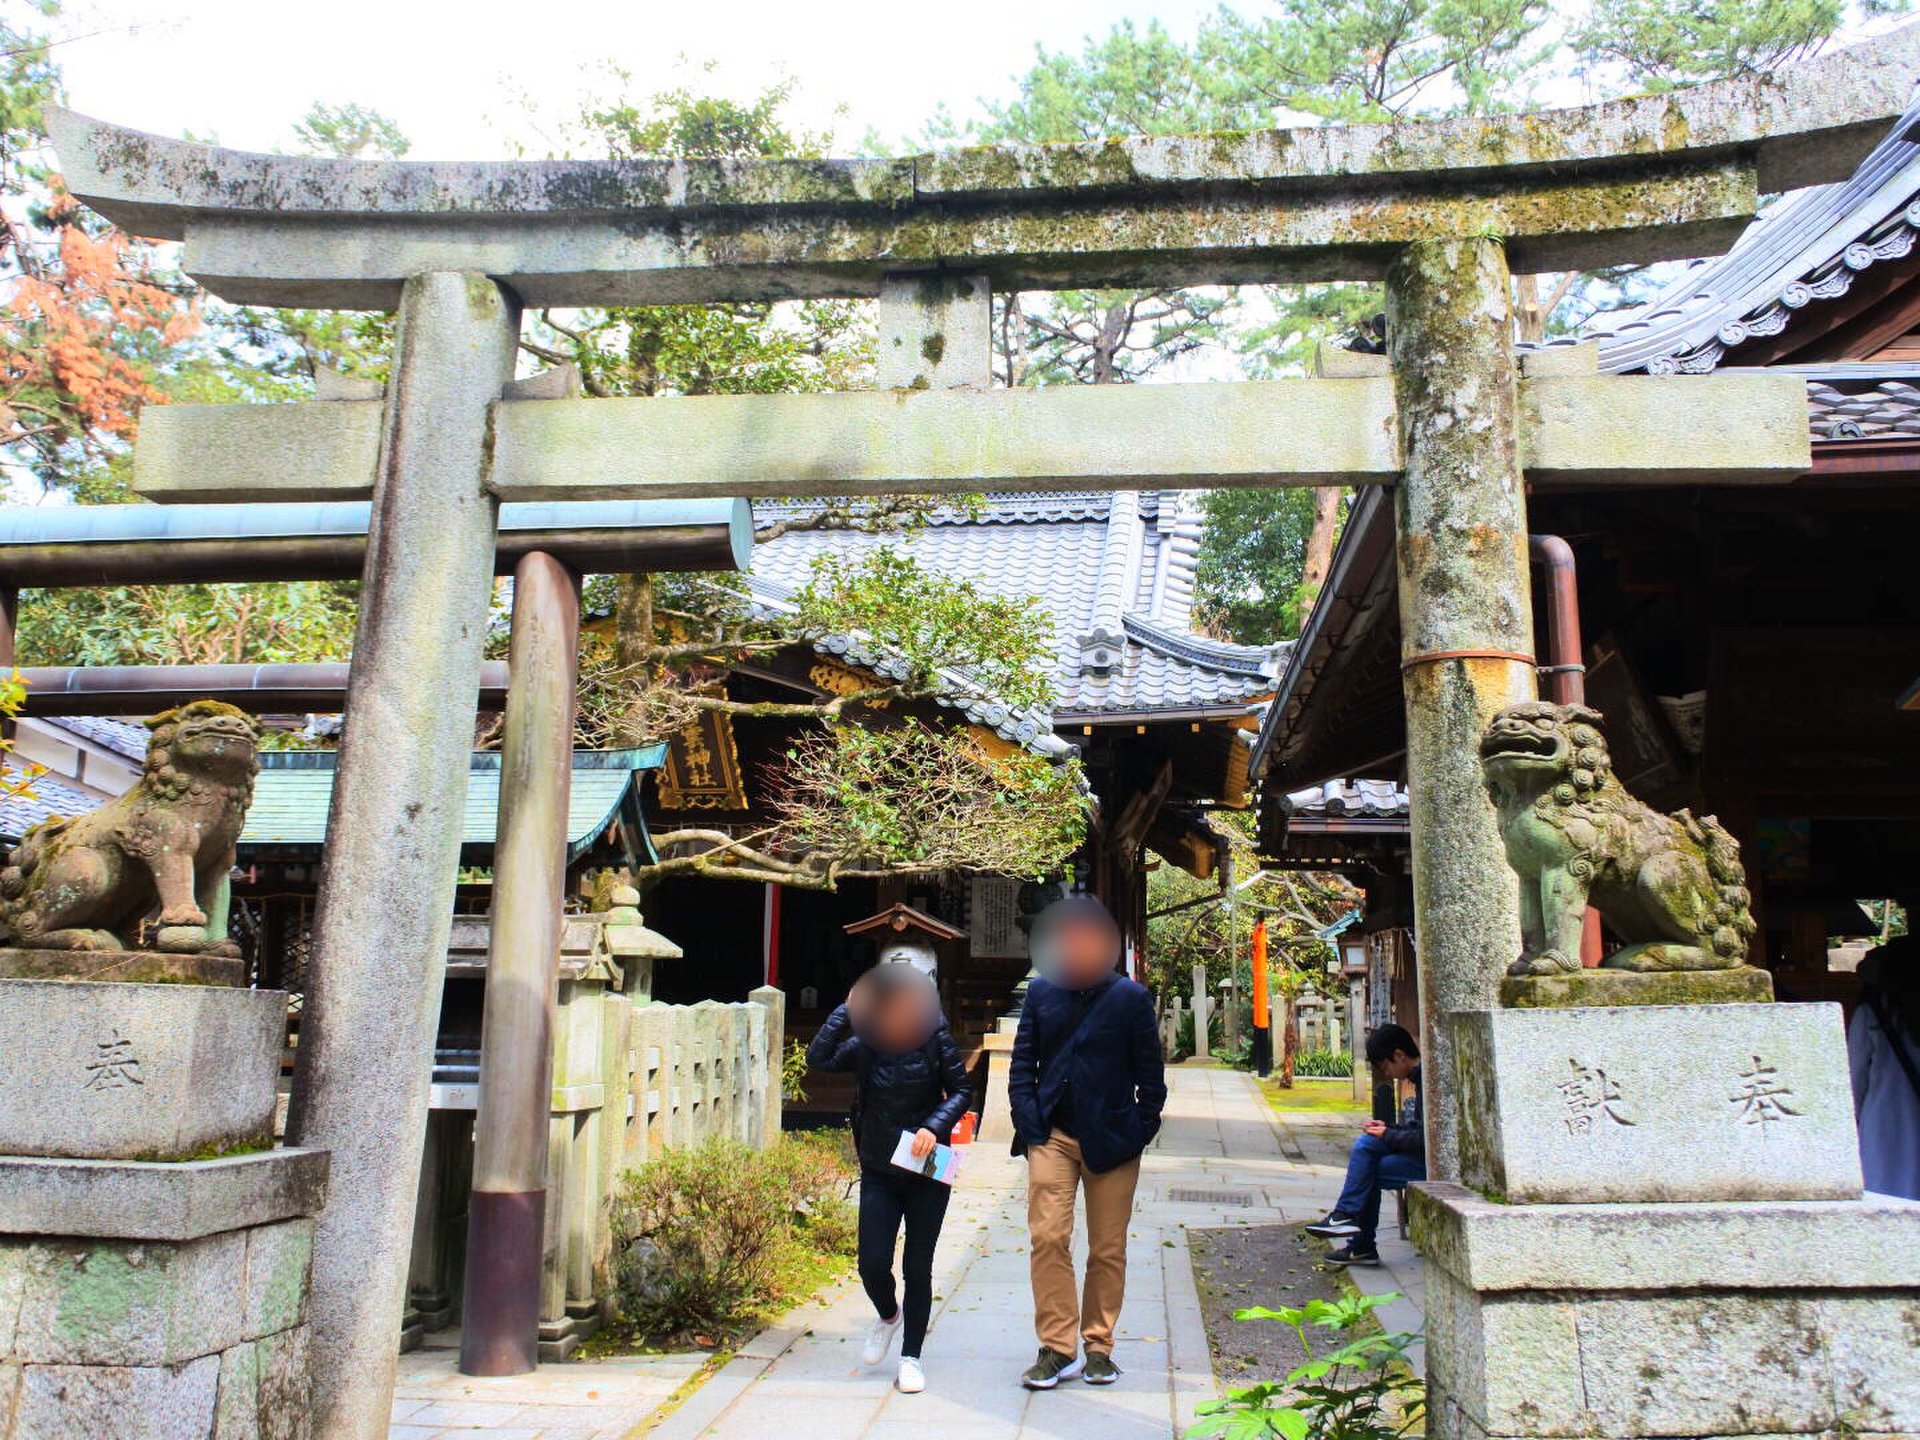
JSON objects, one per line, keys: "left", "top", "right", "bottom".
{"left": 1082, "top": 1352, "right": 1122, "bottom": 1385}
{"left": 1304, "top": 1212, "right": 1360, "bottom": 1238}
{"left": 1325, "top": 1243, "right": 1381, "bottom": 1267}
{"left": 1021, "top": 1347, "right": 1084, "bottom": 1389}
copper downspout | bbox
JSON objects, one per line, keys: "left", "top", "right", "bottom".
{"left": 1529, "top": 534, "right": 1602, "bottom": 966}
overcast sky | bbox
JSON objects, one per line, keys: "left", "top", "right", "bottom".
{"left": 46, "top": 0, "right": 1224, "bottom": 157}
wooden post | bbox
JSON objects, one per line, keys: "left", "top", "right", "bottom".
{"left": 460, "top": 551, "right": 581, "bottom": 1376}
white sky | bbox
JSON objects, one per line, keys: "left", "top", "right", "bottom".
{"left": 46, "top": 0, "right": 1223, "bottom": 158}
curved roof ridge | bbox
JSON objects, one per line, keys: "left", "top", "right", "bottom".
{"left": 1078, "top": 491, "right": 1144, "bottom": 670}
{"left": 1584, "top": 98, "right": 1920, "bottom": 374}
{"left": 1122, "top": 612, "right": 1287, "bottom": 678}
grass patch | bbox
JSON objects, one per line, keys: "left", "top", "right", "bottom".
{"left": 1259, "top": 1075, "right": 1369, "bottom": 1116}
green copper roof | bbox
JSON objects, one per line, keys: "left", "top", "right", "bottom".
{"left": 240, "top": 746, "right": 667, "bottom": 862}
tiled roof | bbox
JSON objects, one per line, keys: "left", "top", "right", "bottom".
{"left": 1283, "top": 778, "right": 1408, "bottom": 823}
{"left": 240, "top": 746, "right": 667, "bottom": 859}
{"left": 0, "top": 763, "right": 100, "bottom": 841}
{"left": 1575, "top": 97, "right": 1920, "bottom": 374}
{"left": 1806, "top": 375, "right": 1920, "bottom": 438}
{"left": 41, "top": 715, "right": 148, "bottom": 761}
{"left": 752, "top": 491, "right": 1285, "bottom": 731}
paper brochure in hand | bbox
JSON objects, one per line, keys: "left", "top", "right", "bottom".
{"left": 890, "top": 1129, "right": 960, "bottom": 1184}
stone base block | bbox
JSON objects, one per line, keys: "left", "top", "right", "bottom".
{"left": 537, "top": 1303, "right": 605, "bottom": 1362}
{"left": 0, "top": 948, "right": 243, "bottom": 987}
{"left": 0, "top": 1149, "right": 329, "bottom": 1241}
{"left": 0, "top": 979, "right": 285, "bottom": 1161}
{"left": 1414, "top": 1183, "right": 1920, "bottom": 1440}
{"left": 0, "top": 1146, "right": 325, "bottom": 1438}
{"left": 1451, "top": 1003, "right": 1861, "bottom": 1203}
{"left": 1499, "top": 965, "right": 1773, "bottom": 1009}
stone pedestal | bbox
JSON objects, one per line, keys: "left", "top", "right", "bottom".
{"left": 0, "top": 1148, "right": 330, "bottom": 1440}
{"left": 0, "top": 963, "right": 327, "bottom": 1438}
{"left": 1413, "top": 1184, "right": 1920, "bottom": 1440}
{"left": 1451, "top": 1003, "right": 1862, "bottom": 1203}
{"left": 1420, "top": 998, "right": 1920, "bottom": 1440}
{"left": 0, "top": 978, "right": 284, "bottom": 1161}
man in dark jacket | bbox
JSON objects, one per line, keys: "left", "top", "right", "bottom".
{"left": 1009, "top": 896, "right": 1166, "bottom": 1390}
{"left": 1305, "top": 1023, "right": 1424, "bottom": 1266}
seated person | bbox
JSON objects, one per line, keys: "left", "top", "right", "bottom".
{"left": 1304, "top": 1024, "right": 1424, "bottom": 1266}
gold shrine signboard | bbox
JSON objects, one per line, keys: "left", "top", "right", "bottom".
{"left": 657, "top": 709, "right": 748, "bottom": 811}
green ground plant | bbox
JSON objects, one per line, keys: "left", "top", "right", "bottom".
{"left": 608, "top": 1131, "right": 857, "bottom": 1347}
{"left": 1188, "top": 1292, "right": 1425, "bottom": 1440}
{"left": 1294, "top": 1049, "right": 1355, "bottom": 1078}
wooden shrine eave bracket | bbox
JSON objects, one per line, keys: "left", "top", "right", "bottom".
{"left": 132, "top": 371, "right": 1813, "bottom": 504}
{"left": 47, "top": 25, "right": 1920, "bottom": 306}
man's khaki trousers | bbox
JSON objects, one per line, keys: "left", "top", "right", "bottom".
{"left": 1027, "top": 1130, "right": 1142, "bottom": 1357}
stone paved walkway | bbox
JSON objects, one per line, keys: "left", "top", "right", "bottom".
{"left": 649, "top": 1065, "right": 1424, "bottom": 1440}
{"left": 386, "top": 1066, "right": 1426, "bottom": 1439}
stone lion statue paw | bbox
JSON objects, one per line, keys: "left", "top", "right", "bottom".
{"left": 1509, "top": 949, "right": 1581, "bottom": 977}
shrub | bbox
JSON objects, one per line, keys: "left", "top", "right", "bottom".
{"left": 1295, "top": 1048, "right": 1354, "bottom": 1078}
{"left": 611, "top": 1132, "right": 859, "bottom": 1344}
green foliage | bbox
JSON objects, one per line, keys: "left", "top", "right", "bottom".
{"left": 780, "top": 1037, "right": 812, "bottom": 1104}
{"left": 290, "top": 101, "right": 411, "bottom": 159}
{"left": 773, "top": 718, "right": 1086, "bottom": 881}
{"left": 791, "top": 549, "right": 1055, "bottom": 715}
{"left": 1188, "top": 1292, "right": 1425, "bottom": 1440}
{"left": 1146, "top": 813, "right": 1354, "bottom": 998}
{"left": 610, "top": 1132, "right": 855, "bottom": 1344}
{"left": 1295, "top": 1049, "right": 1355, "bottom": 1079}
{"left": 1194, "top": 488, "right": 1326, "bottom": 642}
{"left": 1572, "top": 0, "right": 1884, "bottom": 89}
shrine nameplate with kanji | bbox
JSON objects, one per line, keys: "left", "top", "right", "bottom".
{"left": 1451, "top": 1004, "right": 1864, "bottom": 1204}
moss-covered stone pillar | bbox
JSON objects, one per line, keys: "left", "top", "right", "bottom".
{"left": 1386, "top": 236, "right": 1536, "bottom": 1183}
{"left": 285, "top": 272, "right": 519, "bottom": 1438}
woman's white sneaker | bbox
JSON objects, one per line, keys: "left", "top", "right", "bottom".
{"left": 896, "top": 1357, "right": 926, "bottom": 1393}
{"left": 861, "top": 1312, "right": 902, "bottom": 1366}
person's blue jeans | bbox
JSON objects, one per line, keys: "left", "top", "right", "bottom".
{"left": 1332, "top": 1132, "right": 1426, "bottom": 1248}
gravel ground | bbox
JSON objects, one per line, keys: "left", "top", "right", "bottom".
{"left": 1185, "top": 1223, "right": 1347, "bottom": 1385}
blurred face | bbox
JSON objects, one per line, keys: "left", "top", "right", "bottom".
{"left": 846, "top": 963, "right": 941, "bottom": 1054}
{"left": 1031, "top": 898, "right": 1121, "bottom": 991}
{"left": 1379, "top": 1050, "right": 1418, "bottom": 1081}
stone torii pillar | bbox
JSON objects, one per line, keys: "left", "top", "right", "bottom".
{"left": 1388, "top": 237, "right": 1537, "bottom": 1181}
{"left": 46, "top": 31, "right": 1920, "bottom": 1431}
{"left": 282, "top": 272, "right": 519, "bottom": 1437}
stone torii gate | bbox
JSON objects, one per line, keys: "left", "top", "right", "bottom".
{"left": 48, "top": 28, "right": 1920, "bottom": 1436}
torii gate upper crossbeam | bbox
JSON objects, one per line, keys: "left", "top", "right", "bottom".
{"left": 47, "top": 25, "right": 1920, "bottom": 309}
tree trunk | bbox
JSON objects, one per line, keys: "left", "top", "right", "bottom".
{"left": 613, "top": 572, "right": 653, "bottom": 669}
{"left": 1279, "top": 994, "right": 1299, "bottom": 1087}
{"left": 1299, "top": 487, "right": 1344, "bottom": 617}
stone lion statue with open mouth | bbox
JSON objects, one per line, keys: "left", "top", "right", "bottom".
{"left": 1479, "top": 700, "right": 1755, "bottom": 976}
{"left": 0, "top": 700, "right": 260, "bottom": 954}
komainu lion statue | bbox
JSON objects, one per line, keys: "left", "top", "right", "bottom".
{"left": 1480, "top": 700, "right": 1755, "bottom": 976}
{"left": 0, "top": 700, "right": 260, "bottom": 954}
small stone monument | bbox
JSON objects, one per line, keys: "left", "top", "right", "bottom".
{"left": 1410, "top": 701, "right": 1920, "bottom": 1440}
{"left": 0, "top": 703, "right": 328, "bottom": 1439}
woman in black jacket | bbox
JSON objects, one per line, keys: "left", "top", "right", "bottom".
{"left": 807, "top": 963, "right": 970, "bottom": 1394}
